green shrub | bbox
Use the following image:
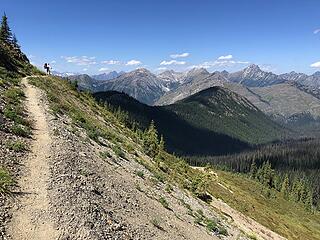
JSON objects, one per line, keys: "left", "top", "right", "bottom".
{"left": 86, "top": 127, "right": 100, "bottom": 141}
{"left": 6, "top": 140, "right": 27, "bottom": 152}
{"left": 99, "top": 151, "right": 111, "bottom": 159}
{"left": 206, "top": 219, "right": 218, "bottom": 232}
{"left": 151, "top": 217, "right": 163, "bottom": 230}
{"left": 11, "top": 124, "right": 31, "bottom": 137}
{"left": 4, "top": 87, "right": 24, "bottom": 104}
{"left": 165, "top": 184, "right": 173, "bottom": 193}
{"left": 135, "top": 170, "right": 144, "bottom": 178}
{"left": 4, "top": 106, "right": 19, "bottom": 120}
{"left": 112, "top": 145, "right": 125, "bottom": 158}
{"left": 246, "top": 233, "right": 258, "bottom": 240}
{"left": 124, "top": 142, "right": 135, "bottom": 154}
{"left": 0, "top": 168, "right": 14, "bottom": 194}
{"left": 159, "top": 196, "right": 170, "bottom": 209}
{"left": 194, "top": 209, "right": 204, "bottom": 225}
{"left": 154, "top": 172, "right": 165, "bottom": 183}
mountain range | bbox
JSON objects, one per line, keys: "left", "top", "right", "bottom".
{"left": 66, "top": 64, "right": 320, "bottom": 136}
{"left": 92, "top": 71, "right": 125, "bottom": 81}
{"left": 53, "top": 71, "right": 125, "bottom": 81}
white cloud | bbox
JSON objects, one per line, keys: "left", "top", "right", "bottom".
{"left": 314, "top": 29, "right": 320, "bottom": 34}
{"left": 101, "top": 60, "right": 120, "bottom": 65}
{"left": 62, "top": 56, "right": 97, "bottom": 66}
{"left": 218, "top": 54, "right": 233, "bottom": 60}
{"left": 170, "top": 52, "right": 190, "bottom": 58}
{"left": 99, "top": 67, "right": 109, "bottom": 72}
{"left": 51, "top": 60, "right": 56, "bottom": 63}
{"left": 311, "top": 61, "right": 320, "bottom": 68}
{"left": 191, "top": 55, "right": 249, "bottom": 69}
{"left": 160, "top": 60, "right": 186, "bottom": 66}
{"left": 82, "top": 68, "right": 88, "bottom": 71}
{"left": 126, "top": 60, "right": 142, "bottom": 66}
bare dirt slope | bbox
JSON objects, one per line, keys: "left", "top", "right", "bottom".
{"left": 8, "top": 77, "right": 59, "bottom": 239}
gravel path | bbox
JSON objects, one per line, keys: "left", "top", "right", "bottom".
{"left": 8, "top": 77, "right": 59, "bottom": 240}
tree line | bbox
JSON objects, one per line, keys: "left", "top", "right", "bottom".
{"left": 188, "top": 138, "right": 320, "bottom": 212}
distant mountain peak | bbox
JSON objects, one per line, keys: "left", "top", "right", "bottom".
{"left": 313, "top": 71, "right": 320, "bottom": 77}
{"left": 188, "top": 67, "right": 209, "bottom": 75}
{"left": 134, "top": 68, "right": 151, "bottom": 74}
{"left": 244, "top": 64, "right": 262, "bottom": 73}
{"left": 91, "top": 71, "right": 124, "bottom": 81}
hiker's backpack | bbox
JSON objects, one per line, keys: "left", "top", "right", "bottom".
{"left": 44, "top": 63, "right": 47, "bottom": 69}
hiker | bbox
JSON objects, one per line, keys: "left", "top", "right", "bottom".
{"left": 47, "top": 63, "right": 51, "bottom": 75}
{"left": 44, "top": 63, "right": 51, "bottom": 75}
{"left": 44, "top": 63, "right": 47, "bottom": 74}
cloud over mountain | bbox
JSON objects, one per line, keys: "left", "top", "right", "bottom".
{"left": 170, "top": 52, "right": 190, "bottom": 58}
{"left": 160, "top": 60, "right": 186, "bottom": 66}
{"left": 311, "top": 61, "right": 320, "bottom": 68}
{"left": 126, "top": 60, "right": 142, "bottom": 66}
{"left": 62, "top": 56, "right": 97, "bottom": 66}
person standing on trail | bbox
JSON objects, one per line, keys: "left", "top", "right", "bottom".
{"left": 44, "top": 63, "right": 48, "bottom": 74}
{"left": 47, "top": 63, "right": 51, "bottom": 75}
{"left": 43, "top": 63, "right": 51, "bottom": 75}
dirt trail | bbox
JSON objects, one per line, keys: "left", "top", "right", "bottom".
{"left": 8, "top": 77, "right": 59, "bottom": 240}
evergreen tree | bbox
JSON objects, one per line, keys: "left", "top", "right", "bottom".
{"left": 304, "top": 189, "right": 313, "bottom": 211}
{"left": 143, "top": 120, "right": 159, "bottom": 158}
{"left": 159, "top": 135, "right": 165, "bottom": 152}
{"left": 281, "top": 174, "right": 290, "bottom": 199}
{"left": 249, "top": 160, "right": 257, "bottom": 179}
{"left": 0, "top": 13, "right": 13, "bottom": 43}
{"left": 258, "top": 161, "right": 274, "bottom": 187}
{"left": 12, "top": 34, "right": 20, "bottom": 49}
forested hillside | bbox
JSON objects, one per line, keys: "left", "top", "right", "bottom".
{"left": 189, "top": 138, "right": 320, "bottom": 211}
{"left": 94, "top": 90, "right": 250, "bottom": 156}
{"left": 94, "top": 87, "right": 286, "bottom": 156}
{"left": 166, "top": 87, "right": 287, "bottom": 145}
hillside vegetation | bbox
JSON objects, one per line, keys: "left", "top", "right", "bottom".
{"left": 0, "top": 13, "right": 40, "bottom": 237}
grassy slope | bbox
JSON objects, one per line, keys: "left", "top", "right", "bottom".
{"left": 0, "top": 64, "right": 38, "bottom": 194}
{"left": 32, "top": 75, "right": 320, "bottom": 240}
{"left": 210, "top": 170, "right": 320, "bottom": 240}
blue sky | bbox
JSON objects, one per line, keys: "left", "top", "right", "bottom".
{"left": 1, "top": 0, "right": 320, "bottom": 74}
